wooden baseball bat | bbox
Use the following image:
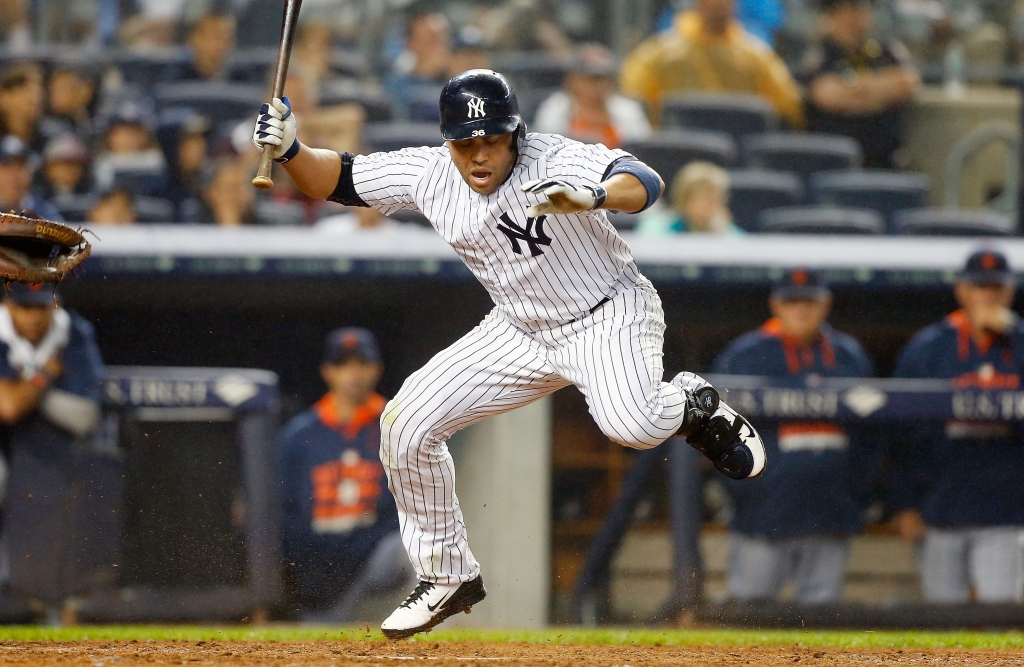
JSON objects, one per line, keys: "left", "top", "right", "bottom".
{"left": 252, "top": 0, "right": 303, "bottom": 189}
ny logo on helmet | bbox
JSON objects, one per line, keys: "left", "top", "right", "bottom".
{"left": 467, "top": 97, "right": 486, "bottom": 119}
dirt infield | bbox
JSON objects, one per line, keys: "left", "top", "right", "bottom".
{"left": 2, "top": 641, "right": 1024, "bottom": 666}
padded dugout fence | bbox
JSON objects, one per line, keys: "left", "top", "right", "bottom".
{"left": 0, "top": 367, "right": 280, "bottom": 623}
{"left": 570, "top": 376, "right": 1024, "bottom": 629}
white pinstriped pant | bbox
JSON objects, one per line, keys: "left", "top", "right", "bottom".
{"left": 379, "top": 280, "right": 687, "bottom": 583}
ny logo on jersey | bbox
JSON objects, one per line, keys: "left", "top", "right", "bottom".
{"left": 497, "top": 212, "right": 552, "bottom": 257}
{"left": 467, "top": 97, "right": 486, "bottom": 119}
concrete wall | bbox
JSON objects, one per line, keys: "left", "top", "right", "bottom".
{"left": 444, "top": 397, "right": 552, "bottom": 628}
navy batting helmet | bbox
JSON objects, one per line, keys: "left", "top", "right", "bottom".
{"left": 439, "top": 69, "right": 525, "bottom": 141}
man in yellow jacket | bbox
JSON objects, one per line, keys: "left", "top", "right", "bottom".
{"left": 620, "top": 0, "right": 804, "bottom": 128}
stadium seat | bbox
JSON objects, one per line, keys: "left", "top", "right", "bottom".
{"left": 810, "top": 170, "right": 930, "bottom": 232}
{"left": 320, "top": 82, "right": 394, "bottom": 122}
{"left": 493, "top": 53, "right": 570, "bottom": 92}
{"left": 743, "top": 132, "right": 862, "bottom": 180}
{"left": 389, "top": 209, "right": 432, "bottom": 227}
{"left": 362, "top": 122, "right": 442, "bottom": 153}
{"left": 226, "top": 48, "right": 276, "bottom": 85}
{"left": 112, "top": 48, "right": 190, "bottom": 90}
{"left": 154, "top": 82, "right": 265, "bottom": 124}
{"left": 894, "top": 208, "right": 1015, "bottom": 236}
{"left": 606, "top": 212, "right": 640, "bottom": 231}
{"left": 53, "top": 194, "right": 94, "bottom": 223}
{"left": 661, "top": 93, "right": 779, "bottom": 143}
{"left": 727, "top": 170, "right": 804, "bottom": 232}
{"left": 757, "top": 206, "right": 884, "bottom": 234}
{"left": 134, "top": 196, "right": 175, "bottom": 223}
{"left": 621, "top": 130, "right": 737, "bottom": 185}
{"left": 112, "top": 166, "right": 169, "bottom": 197}
{"left": 256, "top": 199, "right": 307, "bottom": 226}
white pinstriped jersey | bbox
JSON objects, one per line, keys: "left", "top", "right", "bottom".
{"left": 351, "top": 133, "right": 637, "bottom": 329}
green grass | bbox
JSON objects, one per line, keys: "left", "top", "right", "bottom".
{"left": 1, "top": 626, "right": 1023, "bottom": 649}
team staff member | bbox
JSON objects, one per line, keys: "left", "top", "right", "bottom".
{"left": 279, "top": 328, "right": 409, "bottom": 620}
{"left": 801, "top": 0, "right": 919, "bottom": 168}
{"left": 0, "top": 282, "right": 104, "bottom": 602}
{"left": 253, "top": 69, "right": 766, "bottom": 638}
{"left": 713, "top": 270, "right": 874, "bottom": 603}
{"left": 892, "top": 250, "right": 1024, "bottom": 603}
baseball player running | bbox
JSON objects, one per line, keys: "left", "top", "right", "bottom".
{"left": 253, "top": 70, "right": 766, "bottom": 639}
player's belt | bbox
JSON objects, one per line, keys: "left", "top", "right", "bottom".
{"left": 589, "top": 296, "right": 611, "bottom": 314}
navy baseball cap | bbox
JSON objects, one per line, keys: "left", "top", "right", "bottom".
{"left": 5, "top": 282, "right": 56, "bottom": 306}
{"left": 323, "top": 327, "right": 381, "bottom": 365}
{"left": 960, "top": 249, "right": 1014, "bottom": 285}
{"left": 772, "top": 268, "right": 830, "bottom": 301}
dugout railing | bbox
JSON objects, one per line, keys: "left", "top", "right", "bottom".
{"left": 0, "top": 367, "right": 281, "bottom": 624}
{"left": 570, "top": 375, "right": 1024, "bottom": 629}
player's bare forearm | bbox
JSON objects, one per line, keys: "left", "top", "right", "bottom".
{"left": 0, "top": 378, "right": 45, "bottom": 424}
{"left": 600, "top": 172, "right": 663, "bottom": 214}
{"left": 280, "top": 145, "right": 343, "bottom": 200}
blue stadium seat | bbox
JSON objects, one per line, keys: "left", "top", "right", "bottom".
{"left": 255, "top": 199, "right": 307, "bottom": 226}
{"left": 757, "top": 206, "right": 884, "bottom": 234}
{"left": 113, "top": 48, "right": 190, "bottom": 90}
{"left": 134, "top": 196, "right": 175, "bottom": 223}
{"left": 661, "top": 93, "right": 779, "bottom": 144}
{"left": 810, "top": 170, "right": 930, "bottom": 232}
{"left": 894, "top": 208, "right": 1014, "bottom": 236}
{"left": 226, "top": 48, "right": 276, "bottom": 85}
{"left": 112, "top": 166, "right": 169, "bottom": 197}
{"left": 320, "top": 83, "right": 394, "bottom": 123}
{"left": 621, "top": 130, "right": 737, "bottom": 186}
{"left": 492, "top": 53, "right": 570, "bottom": 92}
{"left": 727, "top": 170, "right": 804, "bottom": 232}
{"left": 743, "top": 132, "right": 862, "bottom": 180}
{"left": 362, "top": 122, "right": 442, "bottom": 153}
{"left": 154, "top": 82, "right": 265, "bottom": 124}
{"left": 53, "top": 194, "right": 93, "bottom": 223}
{"left": 606, "top": 212, "right": 640, "bottom": 231}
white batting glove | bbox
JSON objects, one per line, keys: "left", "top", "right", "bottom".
{"left": 520, "top": 178, "right": 608, "bottom": 217}
{"left": 252, "top": 97, "right": 299, "bottom": 162}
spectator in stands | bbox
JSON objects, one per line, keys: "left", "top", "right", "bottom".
{"left": 279, "top": 327, "right": 409, "bottom": 621}
{"left": 481, "top": 0, "right": 573, "bottom": 56}
{"left": 620, "top": 0, "right": 804, "bottom": 128}
{"left": 0, "top": 63, "right": 46, "bottom": 154}
{"left": 92, "top": 98, "right": 166, "bottom": 194}
{"left": 45, "top": 61, "right": 98, "bottom": 140}
{"left": 636, "top": 162, "right": 740, "bottom": 235}
{"left": 801, "top": 0, "right": 919, "bottom": 169}
{"left": 36, "top": 134, "right": 91, "bottom": 200}
{"left": 163, "top": 114, "right": 208, "bottom": 221}
{"left": 713, "top": 269, "right": 875, "bottom": 603}
{"left": 533, "top": 44, "right": 651, "bottom": 148}
{"left": 172, "top": 11, "right": 237, "bottom": 82}
{"left": 891, "top": 250, "right": 1024, "bottom": 604}
{"left": 386, "top": 12, "right": 453, "bottom": 119}
{"left": 87, "top": 188, "right": 136, "bottom": 225}
{"left": 294, "top": 22, "right": 337, "bottom": 90}
{"left": 316, "top": 206, "right": 399, "bottom": 233}
{"left": 0, "top": 135, "right": 61, "bottom": 221}
{"left": 196, "top": 156, "right": 258, "bottom": 226}
{"left": 0, "top": 282, "right": 104, "bottom": 603}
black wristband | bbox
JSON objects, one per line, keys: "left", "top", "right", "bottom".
{"left": 327, "top": 152, "right": 369, "bottom": 207}
{"left": 586, "top": 185, "right": 608, "bottom": 210}
{"left": 274, "top": 138, "right": 301, "bottom": 164}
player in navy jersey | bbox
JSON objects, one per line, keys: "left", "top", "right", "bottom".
{"left": 713, "top": 269, "right": 875, "bottom": 603}
{"left": 0, "top": 282, "right": 104, "bottom": 603}
{"left": 279, "top": 327, "right": 409, "bottom": 620}
{"left": 254, "top": 69, "right": 767, "bottom": 638}
{"left": 891, "top": 250, "right": 1024, "bottom": 603}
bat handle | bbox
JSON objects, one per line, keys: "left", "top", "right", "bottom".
{"left": 252, "top": 143, "right": 276, "bottom": 189}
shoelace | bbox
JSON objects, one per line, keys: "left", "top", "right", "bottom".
{"left": 399, "top": 580, "right": 436, "bottom": 609}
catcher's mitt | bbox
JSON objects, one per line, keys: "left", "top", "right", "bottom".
{"left": 0, "top": 211, "right": 90, "bottom": 284}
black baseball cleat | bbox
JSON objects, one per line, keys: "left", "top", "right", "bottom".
{"left": 381, "top": 576, "right": 487, "bottom": 640}
{"left": 671, "top": 372, "right": 766, "bottom": 479}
